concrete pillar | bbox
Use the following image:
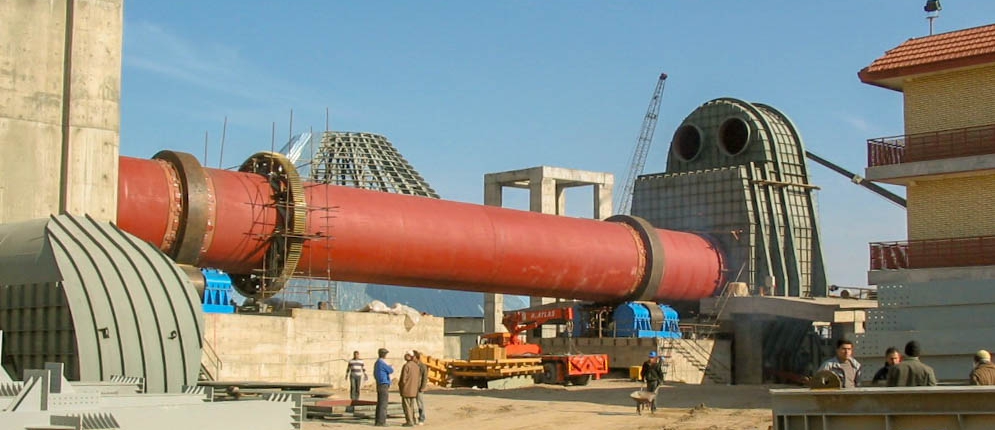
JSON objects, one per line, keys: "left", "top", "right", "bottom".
{"left": 529, "top": 175, "right": 557, "bottom": 214}
{"left": 594, "top": 182, "right": 614, "bottom": 220}
{"left": 0, "top": 0, "right": 123, "bottom": 224}
{"left": 483, "top": 180, "right": 504, "bottom": 334}
{"left": 733, "top": 313, "right": 773, "bottom": 385}
{"left": 482, "top": 166, "right": 615, "bottom": 341}
{"left": 483, "top": 293, "right": 503, "bottom": 334}
{"left": 528, "top": 175, "right": 560, "bottom": 338}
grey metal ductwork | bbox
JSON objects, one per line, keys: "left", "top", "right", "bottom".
{"left": 0, "top": 214, "right": 203, "bottom": 393}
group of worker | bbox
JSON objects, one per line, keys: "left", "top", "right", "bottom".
{"left": 818, "top": 338, "right": 995, "bottom": 387}
{"left": 347, "top": 348, "right": 428, "bottom": 427}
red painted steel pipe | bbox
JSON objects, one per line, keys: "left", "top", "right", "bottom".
{"left": 117, "top": 153, "right": 726, "bottom": 302}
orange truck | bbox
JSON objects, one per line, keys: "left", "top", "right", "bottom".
{"left": 480, "top": 305, "right": 610, "bottom": 385}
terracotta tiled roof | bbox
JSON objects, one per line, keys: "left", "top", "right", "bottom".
{"left": 859, "top": 23, "right": 995, "bottom": 90}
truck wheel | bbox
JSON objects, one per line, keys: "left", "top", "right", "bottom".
{"left": 536, "top": 363, "right": 558, "bottom": 384}
{"left": 569, "top": 375, "right": 591, "bottom": 386}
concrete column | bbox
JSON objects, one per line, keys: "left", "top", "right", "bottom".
{"left": 529, "top": 175, "right": 559, "bottom": 339}
{"left": 483, "top": 293, "right": 503, "bottom": 334}
{"left": 555, "top": 184, "right": 568, "bottom": 215}
{"left": 483, "top": 177, "right": 504, "bottom": 334}
{"left": 594, "top": 182, "right": 613, "bottom": 220}
{"left": 0, "top": 0, "right": 123, "bottom": 224}
{"left": 529, "top": 175, "right": 557, "bottom": 214}
{"left": 482, "top": 166, "right": 614, "bottom": 341}
{"left": 733, "top": 313, "right": 772, "bottom": 385}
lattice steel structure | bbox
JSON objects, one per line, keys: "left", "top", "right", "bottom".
{"left": 632, "top": 98, "right": 828, "bottom": 298}
{"left": 309, "top": 132, "right": 439, "bottom": 198}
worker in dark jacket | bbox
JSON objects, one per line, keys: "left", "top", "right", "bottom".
{"left": 414, "top": 350, "right": 429, "bottom": 424}
{"left": 970, "top": 350, "right": 995, "bottom": 385}
{"left": 871, "top": 347, "right": 901, "bottom": 385}
{"left": 399, "top": 351, "right": 423, "bottom": 427}
{"left": 641, "top": 351, "right": 665, "bottom": 412}
{"left": 887, "top": 341, "right": 937, "bottom": 387}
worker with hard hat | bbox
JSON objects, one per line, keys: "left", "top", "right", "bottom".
{"left": 640, "top": 350, "right": 665, "bottom": 413}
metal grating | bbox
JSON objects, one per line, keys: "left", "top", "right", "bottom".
{"left": 309, "top": 131, "right": 440, "bottom": 198}
{"left": 636, "top": 98, "right": 827, "bottom": 298}
{"left": 633, "top": 166, "right": 757, "bottom": 288}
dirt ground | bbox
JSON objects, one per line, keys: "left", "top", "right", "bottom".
{"left": 304, "top": 377, "right": 777, "bottom": 430}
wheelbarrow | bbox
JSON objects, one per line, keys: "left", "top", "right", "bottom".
{"left": 629, "top": 387, "right": 659, "bottom": 415}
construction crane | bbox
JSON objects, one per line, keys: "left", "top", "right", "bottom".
{"left": 615, "top": 73, "right": 668, "bottom": 215}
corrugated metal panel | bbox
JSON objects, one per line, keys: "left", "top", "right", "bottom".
{"left": 0, "top": 214, "right": 203, "bottom": 393}
{"left": 633, "top": 167, "right": 756, "bottom": 288}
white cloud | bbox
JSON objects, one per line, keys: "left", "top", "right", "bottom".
{"left": 839, "top": 114, "right": 873, "bottom": 133}
{"left": 123, "top": 20, "right": 311, "bottom": 107}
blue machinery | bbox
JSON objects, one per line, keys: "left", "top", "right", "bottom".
{"left": 201, "top": 269, "right": 235, "bottom": 314}
{"left": 612, "top": 302, "right": 681, "bottom": 338}
{"left": 573, "top": 302, "right": 682, "bottom": 339}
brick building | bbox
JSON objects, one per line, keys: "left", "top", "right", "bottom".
{"left": 854, "top": 23, "right": 995, "bottom": 380}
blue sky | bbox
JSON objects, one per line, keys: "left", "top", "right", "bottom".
{"left": 120, "top": 1, "right": 995, "bottom": 289}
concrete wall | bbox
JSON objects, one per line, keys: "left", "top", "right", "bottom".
{"left": 0, "top": 0, "right": 122, "bottom": 223}
{"left": 903, "top": 65, "right": 995, "bottom": 135}
{"left": 203, "top": 309, "right": 444, "bottom": 390}
{"left": 444, "top": 317, "right": 484, "bottom": 360}
{"left": 664, "top": 339, "right": 732, "bottom": 385}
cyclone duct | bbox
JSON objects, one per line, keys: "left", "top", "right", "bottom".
{"left": 117, "top": 151, "right": 726, "bottom": 302}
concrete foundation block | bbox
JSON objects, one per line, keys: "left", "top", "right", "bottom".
{"left": 486, "top": 376, "right": 535, "bottom": 390}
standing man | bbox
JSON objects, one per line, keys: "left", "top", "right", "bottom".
{"left": 887, "top": 340, "right": 937, "bottom": 387}
{"left": 345, "top": 350, "right": 367, "bottom": 401}
{"left": 413, "top": 351, "right": 428, "bottom": 425}
{"left": 970, "top": 349, "right": 995, "bottom": 385}
{"left": 399, "top": 351, "right": 423, "bottom": 427}
{"left": 871, "top": 347, "right": 901, "bottom": 385}
{"left": 818, "top": 339, "right": 862, "bottom": 388}
{"left": 640, "top": 350, "right": 664, "bottom": 413}
{"left": 373, "top": 348, "right": 393, "bottom": 427}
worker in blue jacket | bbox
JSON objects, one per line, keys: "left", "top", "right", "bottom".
{"left": 373, "top": 348, "right": 394, "bottom": 426}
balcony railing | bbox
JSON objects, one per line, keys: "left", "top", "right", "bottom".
{"left": 870, "top": 235, "right": 995, "bottom": 270}
{"left": 867, "top": 124, "right": 995, "bottom": 167}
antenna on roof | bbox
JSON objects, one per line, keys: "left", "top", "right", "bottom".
{"left": 924, "top": 0, "right": 942, "bottom": 35}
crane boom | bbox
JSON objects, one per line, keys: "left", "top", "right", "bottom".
{"left": 616, "top": 73, "right": 668, "bottom": 215}
{"left": 804, "top": 150, "right": 907, "bottom": 208}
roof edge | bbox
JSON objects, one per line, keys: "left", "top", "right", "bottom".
{"left": 859, "top": 52, "right": 995, "bottom": 88}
